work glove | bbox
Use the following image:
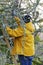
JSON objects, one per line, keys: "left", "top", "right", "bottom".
{"left": 14, "top": 16, "right": 20, "bottom": 22}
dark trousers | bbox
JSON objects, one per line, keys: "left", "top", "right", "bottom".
{"left": 18, "top": 55, "right": 33, "bottom": 65}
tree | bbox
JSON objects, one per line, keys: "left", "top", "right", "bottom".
{"left": 0, "top": 0, "right": 43, "bottom": 65}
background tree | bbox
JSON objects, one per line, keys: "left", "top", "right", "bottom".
{"left": 0, "top": 0, "right": 43, "bottom": 65}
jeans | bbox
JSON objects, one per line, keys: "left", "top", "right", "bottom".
{"left": 18, "top": 55, "right": 33, "bottom": 65}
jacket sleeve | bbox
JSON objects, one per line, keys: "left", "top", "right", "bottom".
{"left": 6, "top": 26, "right": 23, "bottom": 37}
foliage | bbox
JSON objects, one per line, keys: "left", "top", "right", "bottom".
{"left": 0, "top": 44, "right": 8, "bottom": 53}
{"left": 35, "top": 34, "right": 40, "bottom": 44}
{"left": 0, "top": 0, "right": 43, "bottom": 65}
{"left": 33, "top": 56, "right": 43, "bottom": 65}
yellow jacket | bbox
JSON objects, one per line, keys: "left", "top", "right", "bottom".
{"left": 6, "top": 22, "right": 35, "bottom": 56}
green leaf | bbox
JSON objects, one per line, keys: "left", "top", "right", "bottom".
{"left": 35, "top": 34, "right": 40, "bottom": 43}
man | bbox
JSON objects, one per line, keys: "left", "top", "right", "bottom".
{"left": 18, "top": 15, "right": 35, "bottom": 65}
{"left": 6, "top": 14, "right": 35, "bottom": 65}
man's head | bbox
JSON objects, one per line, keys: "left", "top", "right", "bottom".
{"left": 23, "top": 15, "right": 32, "bottom": 23}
